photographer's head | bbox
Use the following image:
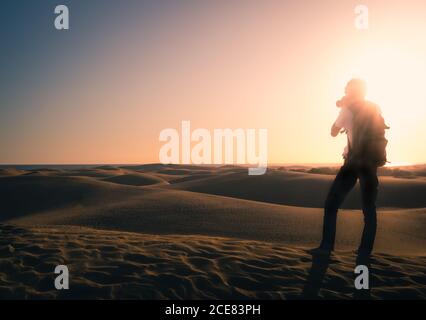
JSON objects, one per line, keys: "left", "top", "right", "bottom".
{"left": 345, "top": 78, "right": 366, "bottom": 99}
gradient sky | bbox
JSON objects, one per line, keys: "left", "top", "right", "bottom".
{"left": 1, "top": 0, "right": 426, "bottom": 164}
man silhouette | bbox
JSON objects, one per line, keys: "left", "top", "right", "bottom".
{"left": 314, "top": 78, "right": 385, "bottom": 257}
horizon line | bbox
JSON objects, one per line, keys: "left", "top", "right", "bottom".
{"left": 0, "top": 162, "right": 423, "bottom": 167}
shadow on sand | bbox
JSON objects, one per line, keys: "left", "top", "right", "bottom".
{"left": 302, "top": 252, "right": 331, "bottom": 299}
{"left": 302, "top": 252, "right": 372, "bottom": 299}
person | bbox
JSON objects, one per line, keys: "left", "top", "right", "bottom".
{"left": 313, "top": 78, "right": 388, "bottom": 257}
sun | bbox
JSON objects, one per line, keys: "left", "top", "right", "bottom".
{"left": 332, "top": 45, "right": 426, "bottom": 164}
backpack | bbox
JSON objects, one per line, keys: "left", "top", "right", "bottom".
{"left": 348, "top": 101, "right": 389, "bottom": 167}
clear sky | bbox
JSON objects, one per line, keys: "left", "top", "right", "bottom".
{"left": 1, "top": 0, "right": 426, "bottom": 165}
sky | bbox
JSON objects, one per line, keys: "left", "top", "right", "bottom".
{"left": 1, "top": 0, "right": 426, "bottom": 165}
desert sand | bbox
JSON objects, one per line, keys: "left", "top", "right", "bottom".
{"left": 0, "top": 164, "right": 425, "bottom": 299}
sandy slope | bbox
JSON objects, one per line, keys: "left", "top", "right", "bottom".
{"left": 0, "top": 168, "right": 25, "bottom": 176}
{"left": 102, "top": 173, "right": 168, "bottom": 186}
{"left": 1, "top": 173, "right": 425, "bottom": 254}
{"left": 0, "top": 165, "right": 425, "bottom": 299}
{"left": 169, "top": 170, "right": 426, "bottom": 209}
{"left": 1, "top": 224, "right": 425, "bottom": 300}
{"left": 0, "top": 174, "right": 153, "bottom": 221}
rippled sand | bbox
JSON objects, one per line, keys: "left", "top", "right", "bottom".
{"left": 1, "top": 224, "right": 425, "bottom": 300}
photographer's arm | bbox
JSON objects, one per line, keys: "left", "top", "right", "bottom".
{"left": 331, "top": 124, "right": 341, "bottom": 137}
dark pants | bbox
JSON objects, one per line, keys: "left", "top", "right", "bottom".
{"left": 320, "top": 161, "right": 378, "bottom": 254}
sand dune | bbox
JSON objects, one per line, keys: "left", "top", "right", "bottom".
{"left": 120, "top": 163, "right": 216, "bottom": 172}
{"left": 56, "top": 167, "right": 126, "bottom": 179}
{"left": 1, "top": 173, "right": 425, "bottom": 254}
{"left": 102, "top": 173, "right": 168, "bottom": 186}
{"left": 1, "top": 224, "right": 425, "bottom": 299}
{"left": 1, "top": 164, "right": 425, "bottom": 299}
{"left": 298, "top": 165, "right": 426, "bottom": 179}
{"left": 0, "top": 168, "right": 25, "bottom": 176}
{"left": 282, "top": 164, "right": 426, "bottom": 178}
{"left": 169, "top": 170, "right": 426, "bottom": 209}
{"left": 0, "top": 174, "right": 149, "bottom": 221}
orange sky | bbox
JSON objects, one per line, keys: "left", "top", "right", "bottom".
{"left": 1, "top": 0, "right": 425, "bottom": 165}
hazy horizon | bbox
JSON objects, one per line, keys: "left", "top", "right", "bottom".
{"left": 0, "top": 162, "right": 423, "bottom": 169}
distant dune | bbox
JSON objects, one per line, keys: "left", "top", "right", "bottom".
{"left": 102, "top": 173, "right": 167, "bottom": 186}
{"left": 169, "top": 169, "right": 426, "bottom": 209}
{"left": 0, "top": 174, "right": 148, "bottom": 221}
{"left": 0, "top": 168, "right": 26, "bottom": 176}
{"left": 296, "top": 165, "right": 426, "bottom": 179}
{"left": 0, "top": 164, "right": 425, "bottom": 299}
